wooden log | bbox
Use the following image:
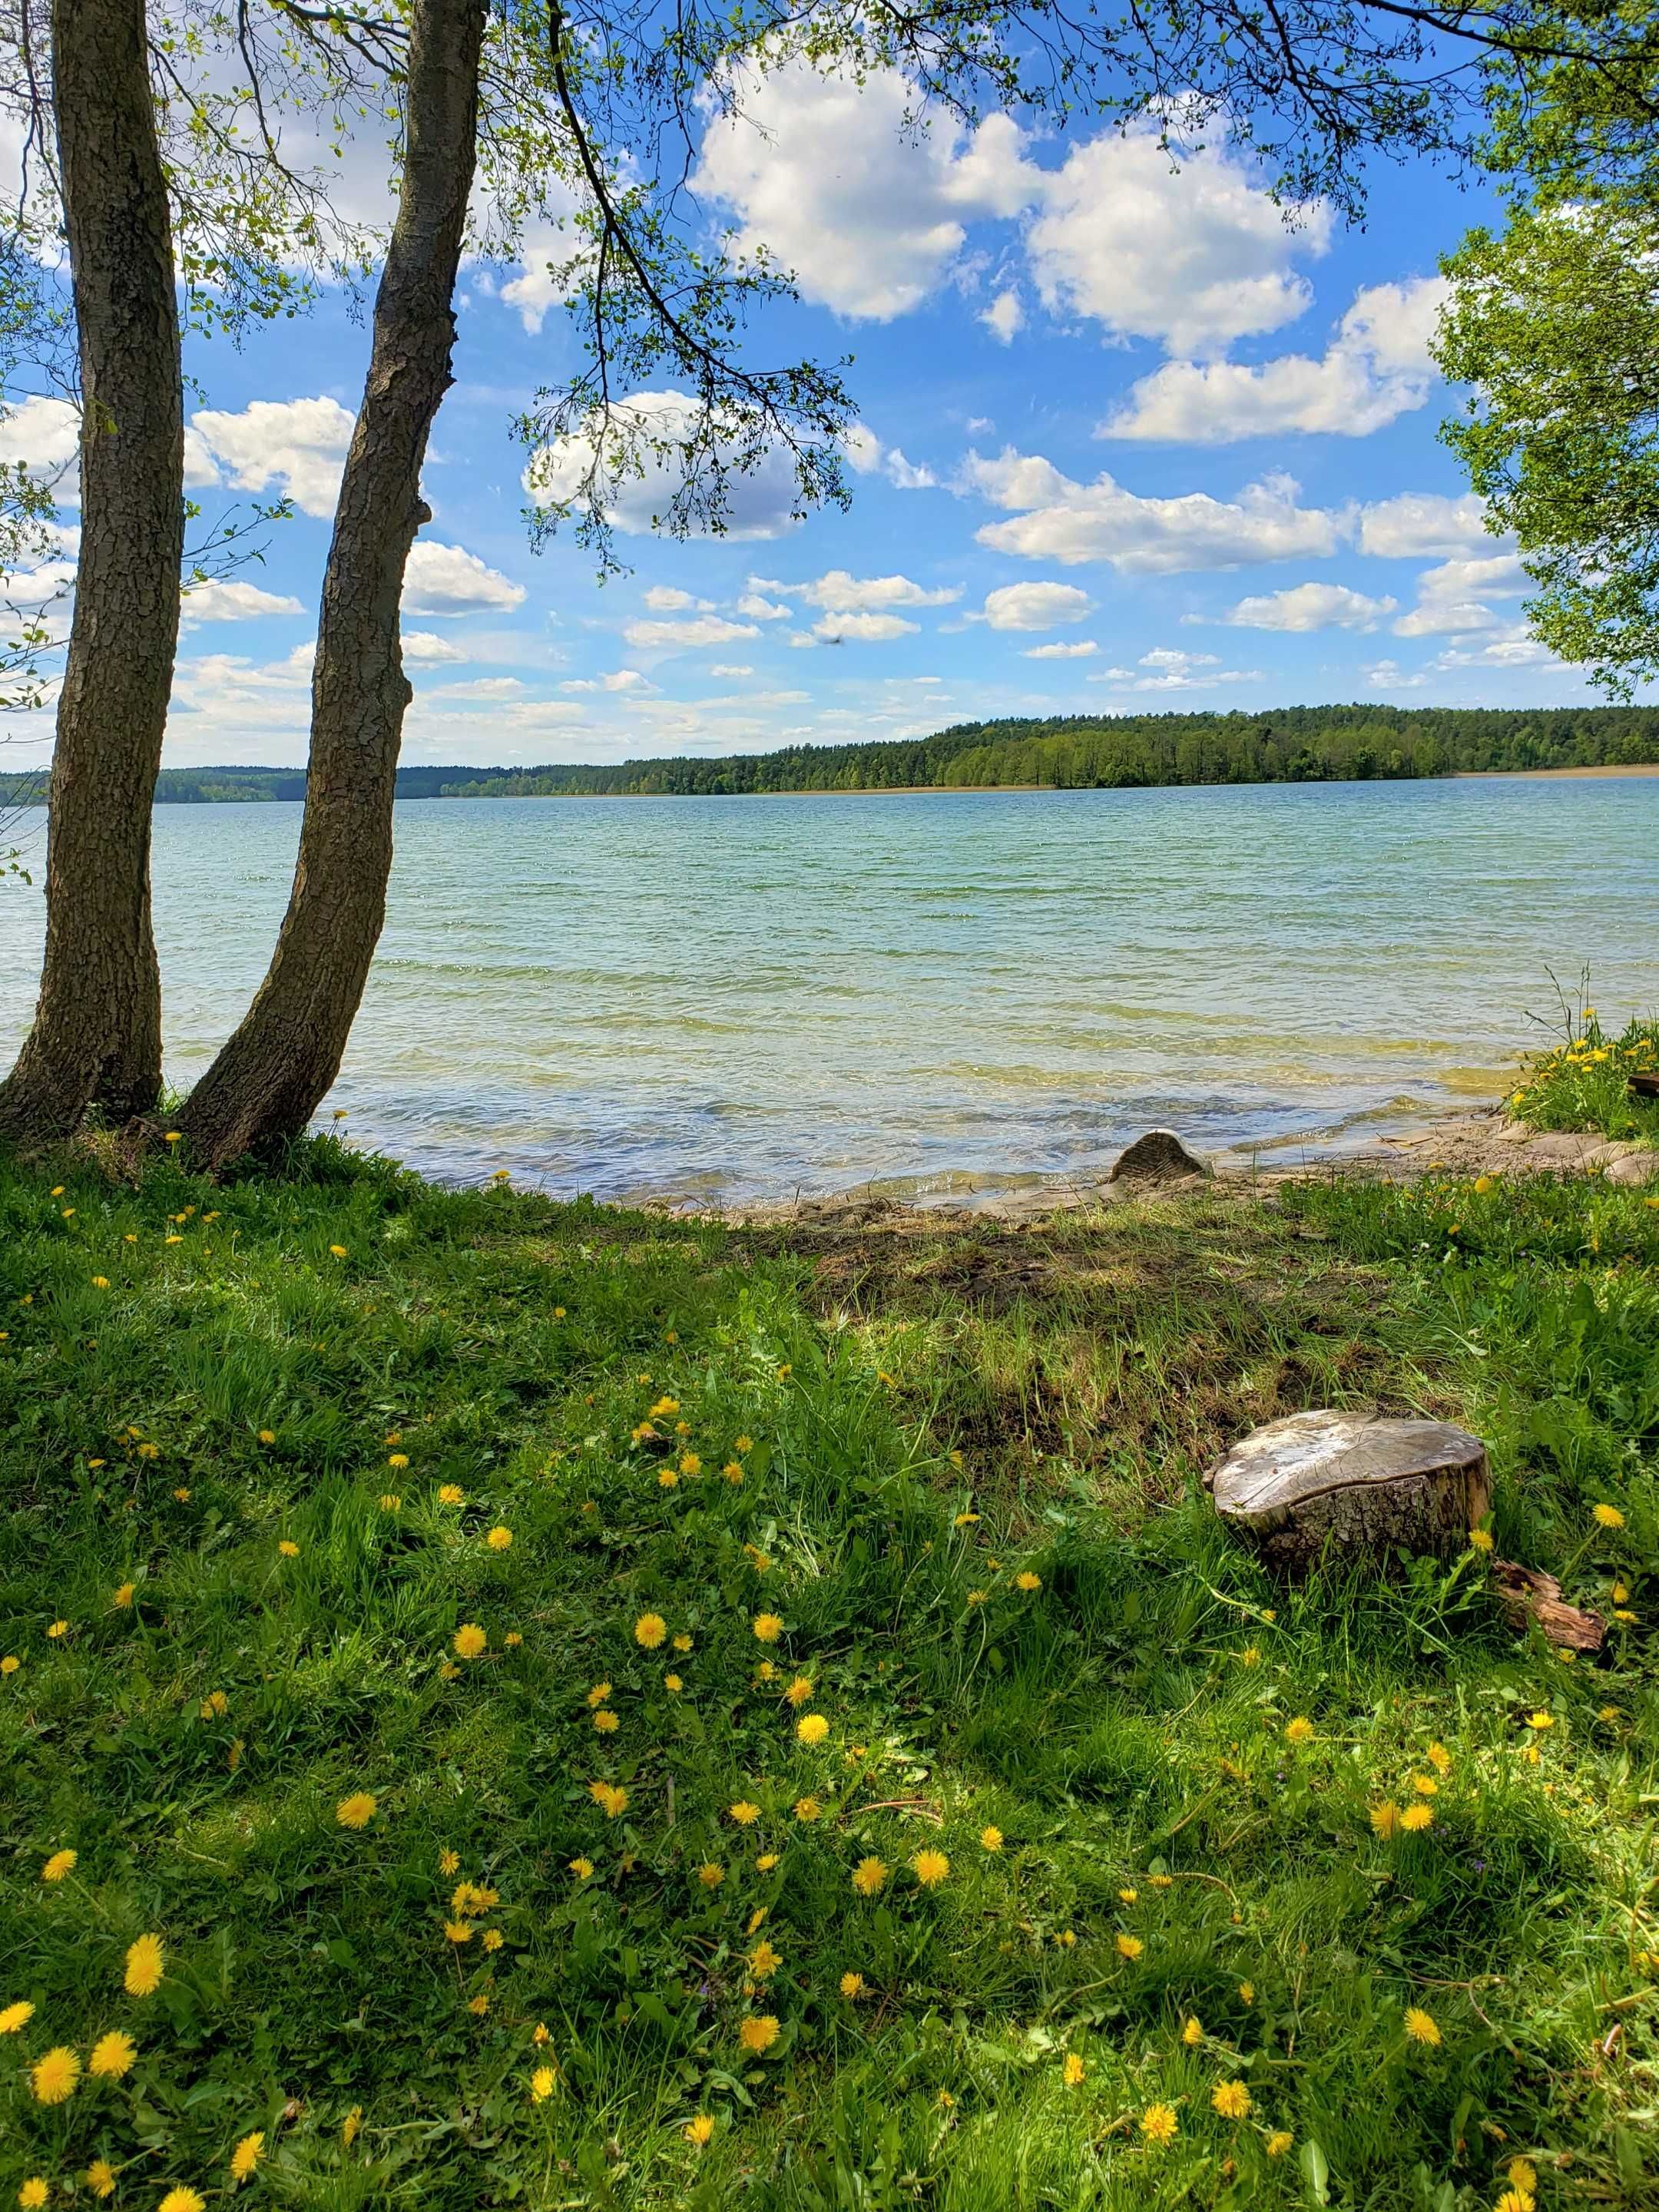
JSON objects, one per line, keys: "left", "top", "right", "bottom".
{"left": 1206, "top": 1409, "right": 1490, "bottom": 1571}
{"left": 1628, "top": 1071, "right": 1659, "bottom": 1101}
{"left": 1490, "top": 1560, "right": 1605, "bottom": 1652}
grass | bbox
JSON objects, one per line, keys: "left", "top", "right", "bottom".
{"left": 1, "top": 1141, "right": 1656, "bottom": 2212}
{"left": 1508, "top": 1000, "right": 1659, "bottom": 1144}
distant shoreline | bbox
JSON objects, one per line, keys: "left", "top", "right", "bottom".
{"left": 1455, "top": 763, "right": 1659, "bottom": 780}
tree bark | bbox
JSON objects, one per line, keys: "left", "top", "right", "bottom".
{"left": 0, "top": 0, "right": 180, "bottom": 1143}
{"left": 175, "top": 0, "right": 486, "bottom": 1171}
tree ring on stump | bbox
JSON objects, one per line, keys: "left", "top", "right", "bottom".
{"left": 1206, "top": 1409, "right": 1490, "bottom": 1572}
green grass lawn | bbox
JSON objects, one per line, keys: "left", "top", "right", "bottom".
{"left": 2, "top": 1145, "right": 1655, "bottom": 2212}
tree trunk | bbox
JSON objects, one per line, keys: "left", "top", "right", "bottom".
{"left": 175, "top": 0, "right": 485, "bottom": 1171}
{"left": 0, "top": 0, "right": 180, "bottom": 1144}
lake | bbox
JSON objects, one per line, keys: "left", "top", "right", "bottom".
{"left": 3, "top": 778, "right": 1657, "bottom": 1201}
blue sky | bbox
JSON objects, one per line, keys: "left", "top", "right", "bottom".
{"left": 8, "top": 58, "right": 1640, "bottom": 773}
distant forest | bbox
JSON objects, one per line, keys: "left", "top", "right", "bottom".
{"left": 2, "top": 704, "right": 1655, "bottom": 806}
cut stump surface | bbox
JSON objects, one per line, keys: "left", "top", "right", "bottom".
{"left": 1207, "top": 1409, "right": 1489, "bottom": 1571}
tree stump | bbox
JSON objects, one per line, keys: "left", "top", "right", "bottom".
{"left": 1206, "top": 1409, "right": 1489, "bottom": 1571}
{"left": 1109, "top": 1129, "right": 1211, "bottom": 1184}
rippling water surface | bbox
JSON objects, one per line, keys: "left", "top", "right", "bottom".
{"left": 4, "top": 779, "right": 1657, "bottom": 1199}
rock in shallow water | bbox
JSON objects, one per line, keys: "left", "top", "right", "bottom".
{"left": 1108, "top": 1129, "right": 1211, "bottom": 1184}
{"left": 1207, "top": 1408, "right": 1489, "bottom": 1571}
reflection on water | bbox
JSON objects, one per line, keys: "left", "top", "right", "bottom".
{"left": 2, "top": 778, "right": 1656, "bottom": 1199}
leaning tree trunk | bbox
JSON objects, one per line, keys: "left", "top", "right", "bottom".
{"left": 0, "top": 0, "right": 180, "bottom": 1144}
{"left": 175, "top": 0, "right": 485, "bottom": 1171}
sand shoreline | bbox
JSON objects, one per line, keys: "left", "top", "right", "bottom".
{"left": 1454, "top": 763, "right": 1659, "bottom": 780}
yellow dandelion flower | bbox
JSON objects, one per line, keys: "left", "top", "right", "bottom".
{"left": 680, "top": 1452, "right": 701, "bottom": 1477}
{"left": 336, "top": 1791, "right": 377, "bottom": 1830}
{"left": 18, "top": 2181, "right": 48, "bottom": 2210}
{"left": 31, "top": 2045, "right": 81, "bottom": 2103}
{"left": 485, "top": 1525, "right": 512, "bottom": 1551}
{"left": 531, "top": 2065, "right": 557, "bottom": 2101}
{"left": 1267, "top": 2131, "right": 1293, "bottom": 2157}
{"left": 1063, "top": 2052, "right": 1085, "bottom": 2087}
{"left": 444, "top": 1921, "right": 475, "bottom": 1945}
{"left": 839, "top": 1972, "right": 866, "bottom": 2000}
{"left": 796, "top": 1714, "right": 830, "bottom": 1746}
{"left": 1400, "top": 1803, "right": 1434, "bottom": 1833}
{"left": 1141, "top": 2103, "right": 1177, "bottom": 2146}
{"left": 42, "top": 1848, "right": 77, "bottom": 1882}
{"left": 341, "top": 2109, "right": 361, "bottom": 2148}
{"left": 1, "top": 1657, "right": 20, "bottom": 1674}
{"left": 664, "top": 1672, "right": 683, "bottom": 1692}
{"left": 87, "top": 2162, "right": 116, "bottom": 2200}
{"left": 980, "top": 1826, "right": 1003, "bottom": 1851}
{"left": 1370, "top": 1803, "right": 1400, "bottom": 1839}
{"left": 724, "top": 1800, "right": 760, "bottom": 1829}
{"left": 111, "top": 1581, "right": 134, "bottom": 1607}
{"left": 634, "top": 1613, "right": 667, "bottom": 1649}
{"left": 739, "top": 2015, "right": 780, "bottom": 2055}
{"left": 1494, "top": 2193, "right": 1533, "bottom": 2212}
{"left": 1403, "top": 2006, "right": 1441, "bottom": 2046}
{"left": 672, "top": 1633, "right": 693, "bottom": 1653}
{"left": 1116, "top": 1932, "right": 1144, "bottom": 1960}
{"left": 468, "top": 1994, "right": 490, "bottom": 2016}
{"left": 1182, "top": 2015, "right": 1203, "bottom": 2045}
{"left": 230, "top": 2131, "right": 265, "bottom": 2183}
{"left": 1426, "top": 1741, "right": 1452, "bottom": 1775}
{"left": 1238, "top": 1982, "right": 1254, "bottom": 2004}
{"left": 589, "top": 1781, "right": 628, "bottom": 1818}
{"left": 756, "top": 1851, "right": 780, "bottom": 1871}
{"left": 1014, "top": 1570, "right": 1041, "bottom": 1592}
{"left": 47, "top": 1620, "right": 68, "bottom": 1638}
{"left": 1118, "top": 1888, "right": 1138, "bottom": 1904}
{"left": 124, "top": 1933, "right": 164, "bottom": 1996}
{"left": 748, "top": 1938, "right": 783, "bottom": 1980}
{"left": 753, "top": 1613, "right": 783, "bottom": 1644}
{"left": 1212, "top": 2081, "right": 1251, "bottom": 2119}
{"left": 594, "top": 1710, "right": 619, "bottom": 1733}
{"left": 793, "top": 1796, "right": 821, "bottom": 1823}
{"left": 1284, "top": 1716, "right": 1314, "bottom": 1745}
{"left": 785, "top": 1675, "right": 814, "bottom": 1707}
{"left": 912, "top": 1848, "right": 950, "bottom": 1889}
{"left": 1, "top": 2001, "right": 37, "bottom": 2033}
{"left": 1468, "top": 1526, "right": 1494, "bottom": 1551}
{"left": 1508, "top": 2159, "right": 1537, "bottom": 2193}
{"left": 685, "top": 2114, "right": 715, "bottom": 2146}
{"left": 1526, "top": 1709, "right": 1554, "bottom": 1730}
{"left": 438, "top": 1483, "right": 465, "bottom": 1505}
{"left": 89, "top": 2030, "right": 135, "bottom": 2079}
{"left": 453, "top": 1624, "right": 487, "bottom": 1659}
{"left": 277, "top": 1541, "right": 299, "bottom": 1559}
{"left": 853, "top": 1856, "right": 888, "bottom": 1897}
{"left": 1593, "top": 1502, "right": 1624, "bottom": 1529}
{"left": 697, "top": 1863, "right": 726, "bottom": 1889}
{"left": 482, "top": 1929, "right": 503, "bottom": 1952}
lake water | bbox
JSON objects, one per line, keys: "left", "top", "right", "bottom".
{"left": 3, "top": 779, "right": 1657, "bottom": 1201}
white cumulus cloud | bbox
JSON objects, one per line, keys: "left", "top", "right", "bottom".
{"left": 980, "top": 580, "right": 1092, "bottom": 631}
{"left": 1220, "top": 581, "right": 1398, "bottom": 631}
{"left": 763, "top": 568, "right": 960, "bottom": 611}
{"left": 525, "top": 389, "right": 807, "bottom": 539}
{"left": 622, "top": 613, "right": 761, "bottom": 650}
{"left": 402, "top": 540, "right": 527, "bottom": 616}
{"left": 1022, "top": 639, "right": 1098, "bottom": 658}
{"left": 1356, "top": 492, "right": 1495, "bottom": 558}
{"left": 179, "top": 578, "right": 306, "bottom": 626}
{"left": 187, "top": 396, "right": 357, "bottom": 518}
{"left": 401, "top": 630, "right": 469, "bottom": 663}
{"left": 813, "top": 610, "right": 919, "bottom": 641}
{"left": 1392, "top": 552, "right": 1528, "bottom": 637}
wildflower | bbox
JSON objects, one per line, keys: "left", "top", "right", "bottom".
{"left": 1, "top": 2001, "right": 37, "bottom": 2033}
{"left": 1014, "top": 1570, "right": 1041, "bottom": 1592}
{"left": 796, "top": 1714, "right": 830, "bottom": 1746}
{"left": 724, "top": 1463, "right": 744, "bottom": 1484}
{"left": 1403, "top": 2006, "right": 1441, "bottom": 2046}
{"left": 1182, "top": 2015, "right": 1202, "bottom": 2045}
{"left": 1118, "top": 1888, "right": 1138, "bottom": 1904}
{"left": 839, "top": 1972, "right": 866, "bottom": 2000}
{"left": 258, "top": 1429, "right": 276, "bottom": 1444}
{"left": 1370, "top": 1803, "right": 1400, "bottom": 1839}
{"left": 793, "top": 1796, "right": 821, "bottom": 1823}
{"left": 753, "top": 1613, "right": 783, "bottom": 1643}
{"left": 739, "top": 2015, "right": 780, "bottom": 2055}
{"left": 664, "top": 1672, "right": 683, "bottom": 1693}
{"left": 1141, "top": 2104, "right": 1178, "bottom": 2146}
{"left": 1412, "top": 1773, "right": 1438, "bottom": 1797}
{"left": 47, "top": 1620, "right": 68, "bottom": 1639}
{"left": 748, "top": 1939, "right": 783, "bottom": 1979}
{"left": 649, "top": 1396, "right": 680, "bottom": 1419}
{"left": 786, "top": 1676, "right": 815, "bottom": 1707}
{"left": 486, "top": 1525, "right": 512, "bottom": 1551}
{"left": 747, "top": 1907, "right": 767, "bottom": 1935}
{"left": 1508, "top": 2159, "right": 1537, "bottom": 2194}
{"left": 445, "top": 1921, "right": 475, "bottom": 1945}
{"left": 673, "top": 1633, "right": 693, "bottom": 1652}
{"left": 1238, "top": 1982, "right": 1254, "bottom": 2004}
{"left": 18, "top": 2183, "right": 47, "bottom": 2210}
{"left": 1468, "top": 1524, "right": 1495, "bottom": 1551}
{"left": 124, "top": 1933, "right": 164, "bottom": 1996}
{"left": 531, "top": 2065, "right": 557, "bottom": 2101}
{"left": 1211, "top": 2081, "right": 1251, "bottom": 2119}
{"left": 729, "top": 1800, "right": 761, "bottom": 1826}
{"left": 482, "top": 1929, "right": 503, "bottom": 1952}
{"left": 735, "top": 1435, "right": 753, "bottom": 1453}
{"left": 1400, "top": 1803, "right": 1434, "bottom": 1833}
{"left": 89, "top": 2030, "right": 136, "bottom": 2078}
{"left": 756, "top": 1853, "right": 780, "bottom": 1871}
{"left": 685, "top": 2114, "right": 715, "bottom": 2146}
{"left": 2, "top": 1657, "right": 21, "bottom": 1674}
{"left": 42, "top": 1848, "right": 77, "bottom": 1881}
{"left": 1284, "top": 1717, "right": 1314, "bottom": 1745}
{"left": 1495, "top": 2193, "right": 1534, "bottom": 2212}
{"left": 174, "top": 1488, "right": 190, "bottom": 1502}
{"left": 634, "top": 1613, "right": 667, "bottom": 1649}
{"left": 1593, "top": 1503, "right": 1624, "bottom": 1529}
{"left": 1426, "top": 1742, "right": 1452, "bottom": 1775}
{"left": 1149, "top": 1873, "right": 1172, "bottom": 1889}
{"left": 853, "top": 1856, "right": 889, "bottom": 1897}
{"left": 336, "top": 1792, "right": 378, "bottom": 1830}
{"left": 342, "top": 2110, "right": 361, "bottom": 2147}
{"left": 590, "top": 1781, "right": 628, "bottom": 1818}
{"left": 657, "top": 1469, "right": 678, "bottom": 1488}
{"left": 87, "top": 2165, "right": 115, "bottom": 2202}
{"left": 230, "top": 2131, "right": 265, "bottom": 2184}
{"left": 697, "top": 1863, "right": 725, "bottom": 1889}
{"left": 980, "top": 1826, "right": 1003, "bottom": 1851}
{"left": 164, "top": 1131, "right": 182, "bottom": 1145}
{"left": 468, "top": 1994, "right": 490, "bottom": 2016}
{"left": 91, "top": 1275, "right": 110, "bottom": 1290}
{"left": 680, "top": 1453, "right": 701, "bottom": 1478}
{"left": 1063, "top": 2052, "right": 1086, "bottom": 2087}
{"left": 160, "top": 2198, "right": 204, "bottom": 2212}
{"left": 1116, "top": 1932, "right": 1144, "bottom": 1960}
{"left": 453, "top": 1624, "right": 487, "bottom": 1659}
{"left": 912, "top": 1848, "right": 950, "bottom": 1888}
{"left": 594, "top": 1709, "right": 619, "bottom": 1733}
{"left": 1526, "top": 1710, "right": 1554, "bottom": 1730}
{"left": 1239, "top": 1645, "right": 1260, "bottom": 1666}
{"left": 439, "top": 1849, "right": 460, "bottom": 1876}
{"left": 438, "top": 1483, "right": 465, "bottom": 1505}
{"left": 1267, "top": 2131, "right": 1293, "bottom": 2157}
{"left": 277, "top": 1541, "right": 299, "bottom": 1559}
{"left": 31, "top": 2046, "right": 81, "bottom": 2102}
{"left": 504, "top": 1631, "right": 523, "bottom": 1647}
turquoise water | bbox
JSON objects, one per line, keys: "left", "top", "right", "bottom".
{"left": 3, "top": 779, "right": 1657, "bottom": 1199}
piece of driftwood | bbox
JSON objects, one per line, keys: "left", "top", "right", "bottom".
{"left": 1491, "top": 1560, "right": 1606, "bottom": 1652}
{"left": 1207, "top": 1409, "right": 1490, "bottom": 1571}
{"left": 1109, "top": 1129, "right": 1210, "bottom": 1184}
{"left": 1629, "top": 1071, "right": 1659, "bottom": 1100}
